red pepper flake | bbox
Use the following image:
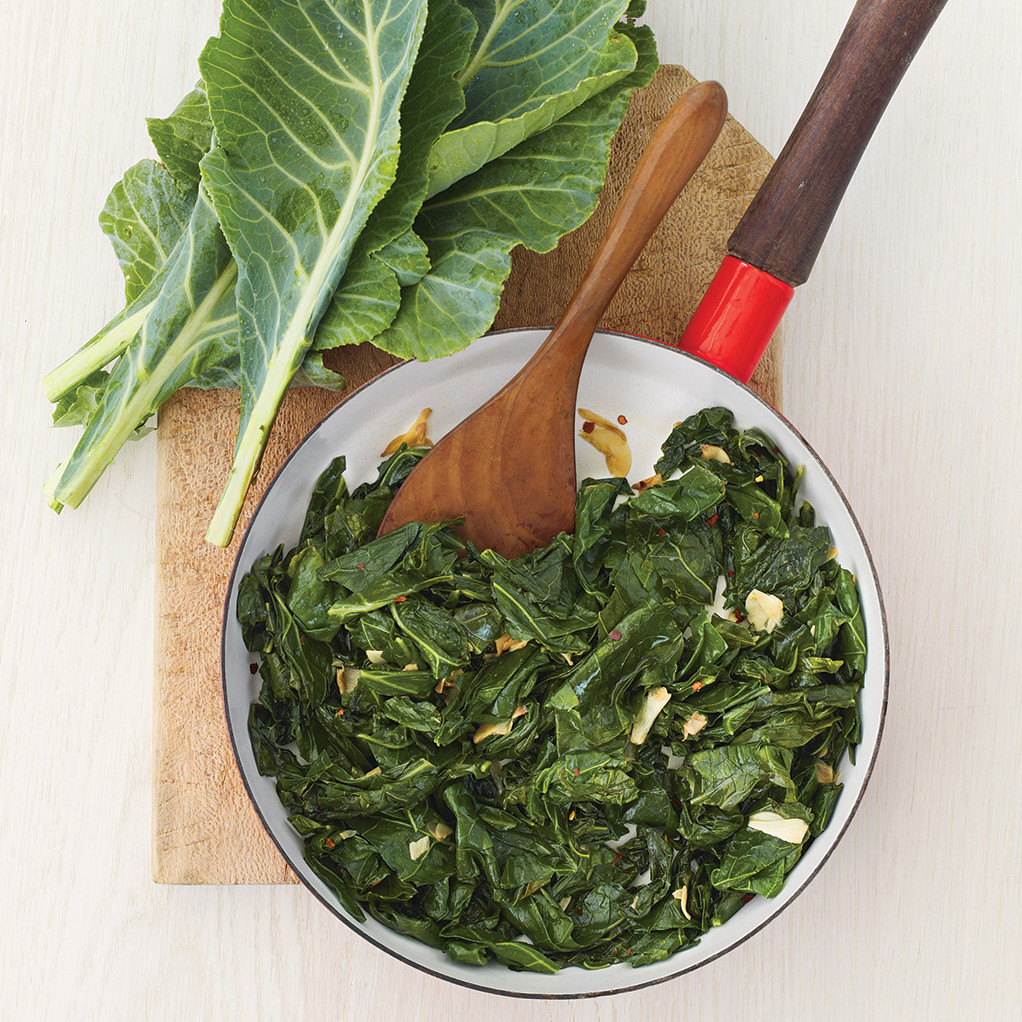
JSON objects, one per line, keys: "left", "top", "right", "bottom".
{"left": 691, "top": 681, "right": 704, "bottom": 692}
{"left": 325, "top": 838, "right": 335, "bottom": 848}
{"left": 394, "top": 595, "right": 407, "bottom": 602}
{"left": 249, "top": 663, "right": 259, "bottom": 675}
{"left": 299, "top": 635, "right": 306, "bottom": 646}
{"left": 613, "top": 950, "right": 619, "bottom": 956}
{"left": 581, "top": 420, "right": 595, "bottom": 434}
{"left": 625, "top": 948, "right": 632, "bottom": 956}
{"left": 356, "top": 563, "right": 366, "bottom": 570}
{"left": 336, "top": 708, "right": 344, "bottom": 716}
{"left": 611, "top": 852, "right": 624, "bottom": 867}
{"left": 657, "top": 527, "right": 667, "bottom": 536}
{"left": 727, "top": 569, "right": 734, "bottom": 577}
{"left": 734, "top": 612, "right": 744, "bottom": 623}
{"left": 752, "top": 512, "right": 760, "bottom": 520}
{"left": 573, "top": 766, "right": 580, "bottom": 777}
{"left": 706, "top": 513, "right": 719, "bottom": 527}
{"left": 370, "top": 879, "right": 383, "bottom": 887}
{"left": 773, "top": 446, "right": 780, "bottom": 453}
{"left": 617, "top": 414, "right": 628, "bottom": 425}
{"left": 609, "top": 629, "right": 622, "bottom": 641}
{"left": 670, "top": 796, "right": 682, "bottom": 809}
{"left": 741, "top": 894, "right": 755, "bottom": 904}
{"left": 577, "top": 908, "right": 584, "bottom": 916}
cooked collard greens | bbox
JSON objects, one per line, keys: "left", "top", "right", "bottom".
{"left": 239, "top": 406, "right": 865, "bottom": 972}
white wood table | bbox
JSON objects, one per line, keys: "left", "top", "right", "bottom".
{"left": 2, "top": 1, "right": 1019, "bottom": 1018}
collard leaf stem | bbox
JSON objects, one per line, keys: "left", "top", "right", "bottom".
{"left": 201, "top": 0, "right": 430, "bottom": 546}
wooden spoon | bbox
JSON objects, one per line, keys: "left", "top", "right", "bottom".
{"left": 378, "top": 81, "right": 728, "bottom": 557}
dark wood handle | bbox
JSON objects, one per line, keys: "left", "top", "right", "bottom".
{"left": 729, "top": 0, "right": 948, "bottom": 286}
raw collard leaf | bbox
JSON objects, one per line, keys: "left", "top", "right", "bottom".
{"left": 200, "top": 0, "right": 429, "bottom": 546}
{"left": 146, "top": 85, "right": 214, "bottom": 194}
{"left": 427, "top": 0, "right": 637, "bottom": 196}
{"left": 99, "top": 160, "right": 196, "bottom": 301}
{"left": 370, "top": 228, "right": 509, "bottom": 361}
{"left": 313, "top": 0, "right": 474, "bottom": 353}
{"left": 43, "top": 146, "right": 240, "bottom": 416}
{"left": 313, "top": 253, "right": 402, "bottom": 350}
{"left": 291, "top": 351, "right": 346, "bottom": 391}
{"left": 185, "top": 307, "right": 243, "bottom": 389}
{"left": 50, "top": 188, "right": 237, "bottom": 508}
{"left": 373, "top": 21, "right": 657, "bottom": 361}
{"left": 42, "top": 161, "right": 196, "bottom": 403}
{"left": 45, "top": 0, "right": 660, "bottom": 538}
{"left": 357, "top": 0, "right": 474, "bottom": 253}
{"left": 50, "top": 369, "right": 111, "bottom": 429}
{"left": 373, "top": 230, "right": 431, "bottom": 287}
{"left": 140, "top": 48, "right": 460, "bottom": 375}
{"left": 455, "top": 0, "right": 631, "bottom": 125}
{"left": 46, "top": 86, "right": 236, "bottom": 407}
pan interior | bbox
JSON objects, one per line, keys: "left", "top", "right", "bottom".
{"left": 222, "top": 329, "right": 886, "bottom": 998}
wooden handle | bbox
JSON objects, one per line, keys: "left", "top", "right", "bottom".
{"left": 553, "top": 80, "right": 728, "bottom": 343}
{"left": 729, "top": 0, "right": 948, "bottom": 286}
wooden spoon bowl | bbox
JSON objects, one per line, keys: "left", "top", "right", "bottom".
{"left": 378, "top": 81, "right": 729, "bottom": 557}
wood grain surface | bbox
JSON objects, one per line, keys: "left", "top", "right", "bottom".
{"left": 152, "top": 65, "right": 782, "bottom": 884}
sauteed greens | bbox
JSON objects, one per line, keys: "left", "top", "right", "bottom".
{"left": 239, "top": 407, "right": 865, "bottom": 972}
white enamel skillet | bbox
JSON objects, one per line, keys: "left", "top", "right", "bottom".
{"left": 221, "top": 0, "right": 945, "bottom": 998}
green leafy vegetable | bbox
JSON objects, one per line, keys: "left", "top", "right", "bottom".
{"left": 309, "top": 0, "right": 478, "bottom": 357}
{"left": 41, "top": 160, "right": 195, "bottom": 407}
{"left": 44, "top": 0, "right": 658, "bottom": 544}
{"left": 146, "top": 85, "right": 214, "bottom": 193}
{"left": 425, "top": 0, "right": 640, "bottom": 196}
{"left": 372, "top": 16, "right": 658, "bottom": 360}
{"left": 200, "top": 0, "right": 431, "bottom": 544}
{"left": 48, "top": 188, "right": 238, "bottom": 510}
{"left": 241, "top": 408, "right": 865, "bottom": 972}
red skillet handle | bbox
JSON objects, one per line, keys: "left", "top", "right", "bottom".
{"left": 679, "top": 0, "right": 948, "bottom": 382}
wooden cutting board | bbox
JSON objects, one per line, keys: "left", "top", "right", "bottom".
{"left": 153, "top": 65, "right": 781, "bottom": 885}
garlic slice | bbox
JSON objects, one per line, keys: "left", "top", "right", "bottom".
{"left": 630, "top": 687, "right": 671, "bottom": 745}
{"left": 672, "top": 886, "right": 692, "bottom": 921}
{"left": 747, "top": 810, "right": 809, "bottom": 844}
{"left": 699, "top": 443, "right": 731, "bottom": 465}
{"left": 578, "top": 408, "right": 631, "bottom": 477}
{"left": 681, "top": 710, "right": 708, "bottom": 739}
{"left": 427, "top": 821, "right": 454, "bottom": 843}
{"left": 490, "top": 633, "right": 530, "bottom": 657}
{"left": 632, "top": 471, "right": 662, "bottom": 493}
{"left": 336, "top": 665, "right": 360, "bottom": 695}
{"left": 408, "top": 836, "right": 431, "bottom": 861}
{"left": 745, "top": 589, "right": 784, "bottom": 633}
{"left": 472, "top": 704, "right": 528, "bottom": 744}
{"left": 381, "top": 407, "right": 433, "bottom": 456}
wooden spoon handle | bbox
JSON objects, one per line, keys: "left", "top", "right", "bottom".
{"left": 547, "top": 80, "right": 728, "bottom": 350}
{"left": 729, "top": 0, "right": 948, "bottom": 286}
